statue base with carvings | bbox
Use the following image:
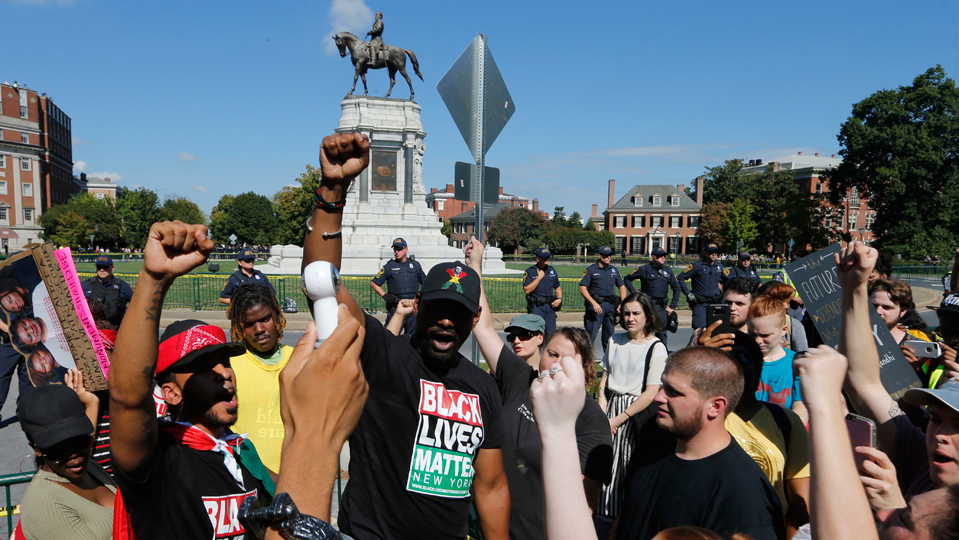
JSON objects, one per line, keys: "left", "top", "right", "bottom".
{"left": 265, "top": 95, "right": 514, "bottom": 276}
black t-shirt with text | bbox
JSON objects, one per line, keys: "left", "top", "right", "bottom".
{"left": 496, "top": 345, "right": 612, "bottom": 540}
{"left": 113, "top": 423, "right": 269, "bottom": 540}
{"left": 615, "top": 430, "right": 785, "bottom": 540}
{"left": 338, "top": 313, "right": 505, "bottom": 540}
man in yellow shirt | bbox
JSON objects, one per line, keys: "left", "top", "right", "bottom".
{"left": 226, "top": 282, "right": 293, "bottom": 475}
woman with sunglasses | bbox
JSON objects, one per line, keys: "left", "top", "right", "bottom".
{"left": 465, "top": 237, "right": 612, "bottom": 540}
{"left": 596, "top": 291, "right": 667, "bottom": 525}
{"left": 17, "top": 372, "right": 116, "bottom": 540}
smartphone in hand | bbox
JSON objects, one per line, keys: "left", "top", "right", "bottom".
{"left": 706, "top": 304, "right": 733, "bottom": 336}
{"left": 846, "top": 413, "right": 877, "bottom": 470}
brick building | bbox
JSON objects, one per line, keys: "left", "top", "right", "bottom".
{"left": 740, "top": 152, "right": 876, "bottom": 245}
{"left": 447, "top": 202, "right": 512, "bottom": 249}
{"left": 601, "top": 178, "right": 704, "bottom": 256}
{"left": 84, "top": 175, "right": 118, "bottom": 200}
{"left": 0, "top": 81, "right": 81, "bottom": 251}
{"left": 426, "top": 184, "right": 544, "bottom": 220}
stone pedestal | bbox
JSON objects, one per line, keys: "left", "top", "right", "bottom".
{"left": 265, "top": 95, "right": 514, "bottom": 276}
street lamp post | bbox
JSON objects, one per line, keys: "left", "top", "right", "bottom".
{"left": 859, "top": 227, "right": 865, "bottom": 242}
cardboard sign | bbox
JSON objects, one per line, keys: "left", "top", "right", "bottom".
{"left": 786, "top": 244, "right": 921, "bottom": 399}
{"left": 0, "top": 244, "right": 109, "bottom": 391}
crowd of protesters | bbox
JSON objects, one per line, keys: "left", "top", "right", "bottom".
{"left": 4, "top": 129, "right": 959, "bottom": 540}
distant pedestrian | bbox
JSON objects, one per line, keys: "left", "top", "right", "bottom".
{"left": 580, "top": 246, "right": 627, "bottom": 354}
{"left": 524, "top": 246, "right": 562, "bottom": 338}
{"left": 82, "top": 255, "right": 133, "bottom": 328}
{"left": 371, "top": 237, "right": 426, "bottom": 335}
{"left": 218, "top": 248, "right": 275, "bottom": 305}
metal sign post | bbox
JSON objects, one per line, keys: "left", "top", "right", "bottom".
{"left": 438, "top": 33, "right": 515, "bottom": 365}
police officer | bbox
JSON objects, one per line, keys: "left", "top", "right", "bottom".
{"left": 579, "top": 246, "right": 627, "bottom": 354}
{"left": 219, "top": 248, "right": 276, "bottom": 305}
{"left": 524, "top": 246, "right": 562, "bottom": 338}
{"left": 624, "top": 247, "right": 687, "bottom": 347}
{"left": 371, "top": 237, "right": 426, "bottom": 335}
{"left": 723, "top": 251, "right": 761, "bottom": 286}
{"left": 678, "top": 243, "right": 725, "bottom": 329}
{"left": 83, "top": 255, "right": 134, "bottom": 328}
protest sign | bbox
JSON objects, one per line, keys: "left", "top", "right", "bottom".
{"left": 786, "top": 244, "right": 921, "bottom": 399}
{"left": 0, "top": 244, "right": 109, "bottom": 391}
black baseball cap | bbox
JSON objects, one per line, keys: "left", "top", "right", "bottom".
{"left": 651, "top": 248, "right": 667, "bottom": 257}
{"left": 237, "top": 248, "right": 256, "bottom": 261}
{"left": 18, "top": 385, "right": 94, "bottom": 448}
{"left": 598, "top": 246, "right": 613, "bottom": 256}
{"left": 419, "top": 262, "right": 481, "bottom": 314}
{"left": 95, "top": 255, "right": 113, "bottom": 266}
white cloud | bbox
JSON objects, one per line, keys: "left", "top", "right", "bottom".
{"left": 71, "top": 136, "right": 82, "bottom": 146}
{"left": 90, "top": 171, "right": 123, "bottom": 182}
{"left": 73, "top": 160, "right": 87, "bottom": 174}
{"left": 324, "top": 0, "right": 373, "bottom": 55}
{"left": 192, "top": 185, "right": 209, "bottom": 192}
{"left": 179, "top": 152, "right": 196, "bottom": 162}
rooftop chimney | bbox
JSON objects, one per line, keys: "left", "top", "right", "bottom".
{"left": 608, "top": 179, "right": 615, "bottom": 209}
{"left": 815, "top": 152, "right": 819, "bottom": 157}
{"left": 431, "top": 187, "right": 437, "bottom": 193}
{"left": 832, "top": 154, "right": 836, "bottom": 158}
{"left": 798, "top": 151, "right": 802, "bottom": 156}
{"left": 446, "top": 183, "right": 454, "bottom": 193}
{"left": 498, "top": 186, "right": 504, "bottom": 196}
{"left": 695, "top": 176, "right": 704, "bottom": 206}
{"left": 532, "top": 199, "right": 539, "bottom": 213}
{"left": 592, "top": 204, "right": 598, "bottom": 217}
{"left": 677, "top": 183, "right": 685, "bottom": 193}
{"left": 105, "top": 177, "right": 111, "bottom": 183}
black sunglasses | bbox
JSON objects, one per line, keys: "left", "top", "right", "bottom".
{"left": 506, "top": 330, "right": 540, "bottom": 341}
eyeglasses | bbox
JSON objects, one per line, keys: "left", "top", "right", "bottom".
{"left": 393, "top": 246, "right": 404, "bottom": 251}
{"left": 600, "top": 254, "right": 612, "bottom": 258}
{"left": 507, "top": 330, "right": 540, "bottom": 341}
{"left": 95, "top": 265, "right": 110, "bottom": 271}
{"left": 41, "top": 435, "right": 93, "bottom": 463}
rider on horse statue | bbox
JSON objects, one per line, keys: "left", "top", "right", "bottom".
{"left": 366, "top": 12, "right": 386, "bottom": 66}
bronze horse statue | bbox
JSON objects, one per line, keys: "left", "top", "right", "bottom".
{"left": 332, "top": 32, "right": 423, "bottom": 99}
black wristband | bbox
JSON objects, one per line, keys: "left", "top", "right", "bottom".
{"left": 314, "top": 189, "right": 347, "bottom": 212}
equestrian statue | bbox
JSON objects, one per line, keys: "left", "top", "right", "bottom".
{"left": 333, "top": 12, "right": 423, "bottom": 99}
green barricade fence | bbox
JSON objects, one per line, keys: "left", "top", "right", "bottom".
{"left": 0, "top": 472, "right": 32, "bottom": 534}
{"left": 76, "top": 273, "right": 693, "bottom": 313}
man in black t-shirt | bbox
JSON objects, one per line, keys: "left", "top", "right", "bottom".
{"left": 305, "top": 132, "right": 511, "bottom": 539}
{"left": 109, "top": 222, "right": 272, "bottom": 540}
{"left": 615, "top": 346, "right": 785, "bottom": 540}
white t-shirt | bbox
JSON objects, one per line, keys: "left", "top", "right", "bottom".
{"left": 602, "top": 333, "right": 667, "bottom": 396}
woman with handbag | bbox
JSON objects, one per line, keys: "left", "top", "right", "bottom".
{"left": 596, "top": 292, "right": 667, "bottom": 523}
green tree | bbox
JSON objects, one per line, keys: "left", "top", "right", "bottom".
{"left": 117, "top": 187, "right": 161, "bottom": 249}
{"left": 440, "top": 220, "right": 453, "bottom": 245}
{"left": 40, "top": 193, "right": 122, "bottom": 249}
{"left": 273, "top": 165, "right": 323, "bottom": 246}
{"left": 551, "top": 206, "right": 569, "bottom": 228}
{"left": 209, "top": 194, "right": 236, "bottom": 245}
{"left": 826, "top": 65, "right": 959, "bottom": 259}
{"left": 213, "top": 192, "right": 278, "bottom": 246}
{"left": 719, "top": 198, "right": 759, "bottom": 247}
{"left": 697, "top": 202, "right": 727, "bottom": 247}
{"left": 700, "top": 159, "right": 821, "bottom": 251}
{"left": 160, "top": 196, "right": 206, "bottom": 225}
{"left": 489, "top": 207, "right": 551, "bottom": 254}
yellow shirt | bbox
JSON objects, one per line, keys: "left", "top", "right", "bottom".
{"left": 231, "top": 345, "right": 293, "bottom": 473}
{"left": 726, "top": 404, "right": 810, "bottom": 511}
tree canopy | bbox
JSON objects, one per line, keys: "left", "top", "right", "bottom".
{"left": 40, "top": 193, "right": 122, "bottom": 249}
{"left": 489, "top": 207, "right": 551, "bottom": 254}
{"left": 272, "top": 165, "right": 322, "bottom": 246}
{"left": 160, "top": 196, "right": 206, "bottom": 225}
{"left": 117, "top": 187, "right": 161, "bottom": 249}
{"left": 826, "top": 65, "right": 959, "bottom": 258}
{"left": 210, "top": 192, "right": 278, "bottom": 246}
{"left": 700, "top": 159, "right": 826, "bottom": 253}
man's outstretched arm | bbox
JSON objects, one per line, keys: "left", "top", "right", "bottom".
{"left": 302, "top": 132, "right": 370, "bottom": 325}
{"left": 109, "top": 221, "right": 213, "bottom": 477}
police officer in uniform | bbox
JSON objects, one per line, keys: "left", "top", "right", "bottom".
{"left": 624, "top": 247, "right": 687, "bottom": 347}
{"left": 371, "top": 237, "right": 426, "bottom": 335}
{"left": 83, "top": 255, "right": 134, "bottom": 328}
{"left": 218, "top": 248, "right": 276, "bottom": 305}
{"left": 579, "top": 246, "right": 627, "bottom": 354}
{"left": 678, "top": 243, "right": 725, "bottom": 329}
{"left": 523, "top": 246, "right": 562, "bottom": 338}
{"left": 723, "top": 251, "right": 761, "bottom": 286}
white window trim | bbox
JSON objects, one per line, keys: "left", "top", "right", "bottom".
{"left": 22, "top": 182, "right": 31, "bottom": 197}
{"left": 20, "top": 158, "right": 30, "bottom": 171}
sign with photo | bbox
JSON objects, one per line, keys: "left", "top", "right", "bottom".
{"left": 0, "top": 244, "right": 110, "bottom": 390}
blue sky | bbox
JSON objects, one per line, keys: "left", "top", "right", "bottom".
{"left": 4, "top": 0, "right": 959, "bottom": 222}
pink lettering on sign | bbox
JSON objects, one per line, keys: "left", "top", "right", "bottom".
{"left": 418, "top": 380, "right": 483, "bottom": 426}
{"left": 55, "top": 248, "right": 110, "bottom": 377}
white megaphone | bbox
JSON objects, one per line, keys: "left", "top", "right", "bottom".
{"left": 302, "top": 261, "right": 342, "bottom": 348}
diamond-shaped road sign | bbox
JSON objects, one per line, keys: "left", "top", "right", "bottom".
{"left": 437, "top": 34, "right": 516, "bottom": 159}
